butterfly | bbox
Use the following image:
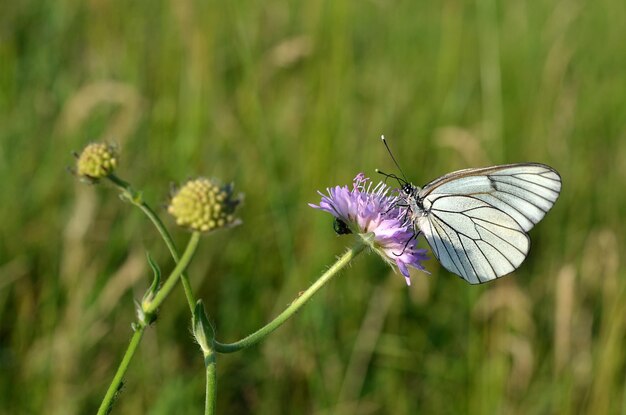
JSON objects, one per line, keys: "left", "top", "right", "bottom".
{"left": 378, "top": 137, "right": 562, "bottom": 284}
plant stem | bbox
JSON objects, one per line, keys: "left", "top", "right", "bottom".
{"left": 204, "top": 348, "right": 217, "bottom": 415}
{"left": 107, "top": 174, "right": 196, "bottom": 313}
{"left": 96, "top": 232, "right": 200, "bottom": 413}
{"left": 144, "top": 231, "right": 201, "bottom": 314}
{"left": 213, "top": 239, "right": 368, "bottom": 353}
{"left": 96, "top": 327, "right": 145, "bottom": 415}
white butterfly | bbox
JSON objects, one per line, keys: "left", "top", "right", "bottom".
{"left": 380, "top": 138, "right": 562, "bottom": 284}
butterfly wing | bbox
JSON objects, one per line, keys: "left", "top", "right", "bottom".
{"left": 415, "top": 163, "right": 561, "bottom": 284}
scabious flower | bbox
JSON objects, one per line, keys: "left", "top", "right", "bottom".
{"left": 168, "top": 178, "right": 242, "bottom": 233}
{"left": 75, "top": 142, "right": 118, "bottom": 181}
{"left": 309, "top": 173, "right": 428, "bottom": 285}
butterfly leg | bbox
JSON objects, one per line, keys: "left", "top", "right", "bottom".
{"left": 393, "top": 231, "right": 418, "bottom": 257}
{"left": 385, "top": 202, "right": 409, "bottom": 216}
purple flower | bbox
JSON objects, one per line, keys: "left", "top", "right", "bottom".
{"left": 309, "top": 174, "right": 428, "bottom": 285}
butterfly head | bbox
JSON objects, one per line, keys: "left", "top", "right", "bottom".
{"left": 400, "top": 182, "right": 415, "bottom": 196}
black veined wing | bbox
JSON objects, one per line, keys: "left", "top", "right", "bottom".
{"left": 414, "top": 163, "right": 561, "bottom": 284}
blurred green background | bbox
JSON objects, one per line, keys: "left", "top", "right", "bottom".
{"left": 1, "top": 0, "right": 625, "bottom": 413}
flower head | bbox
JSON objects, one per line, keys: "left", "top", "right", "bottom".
{"left": 168, "top": 178, "right": 242, "bottom": 233}
{"left": 309, "top": 174, "right": 428, "bottom": 285}
{"left": 75, "top": 142, "right": 118, "bottom": 181}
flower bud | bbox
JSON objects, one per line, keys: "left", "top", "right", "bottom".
{"left": 168, "top": 178, "right": 241, "bottom": 232}
{"left": 76, "top": 142, "right": 118, "bottom": 181}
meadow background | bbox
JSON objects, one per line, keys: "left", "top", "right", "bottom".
{"left": 1, "top": 0, "right": 625, "bottom": 413}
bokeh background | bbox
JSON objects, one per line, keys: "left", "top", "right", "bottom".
{"left": 1, "top": 0, "right": 626, "bottom": 413}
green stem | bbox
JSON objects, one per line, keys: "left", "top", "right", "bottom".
{"left": 96, "top": 232, "right": 200, "bottom": 414}
{"left": 204, "top": 348, "right": 217, "bottom": 415}
{"left": 107, "top": 174, "right": 196, "bottom": 313}
{"left": 96, "top": 326, "right": 145, "bottom": 415}
{"left": 144, "top": 231, "right": 201, "bottom": 314}
{"left": 214, "top": 239, "right": 368, "bottom": 353}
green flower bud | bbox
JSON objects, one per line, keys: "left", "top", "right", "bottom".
{"left": 168, "top": 178, "right": 241, "bottom": 232}
{"left": 76, "top": 142, "right": 118, "bottom": 181}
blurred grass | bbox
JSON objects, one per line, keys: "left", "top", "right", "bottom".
{"left": 1, "top": 0, "right": 625, "bottom": 413}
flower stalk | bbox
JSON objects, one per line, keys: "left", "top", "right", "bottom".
{"left": 143, "top": 231, "right": 201, "bottom": 314}
{"left": 107, "top": 174, "right": 197, "bottom": 313}
{"left": 192, "top": 301, "right": 218, "bottom": 414}
{"left": 96, "top": 232, "right": 200, "bottom": 414}
{"left": 96, "top": 327, "right": 145, "bottom": 415}
{"left": 214, "top": 238, "right": 368, "bottom": 353}
{"left": 205, "top": 349, "right": 217, "bottom": 415}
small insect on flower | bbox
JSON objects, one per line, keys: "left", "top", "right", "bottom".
{"left": 168, "top": 178, "right": 242, "bottom": 233}
{"left": 333, "top": 218, "right": 352, "bottom": 235}
{"left": 310, "top": 173, "right": 428, "bottom": 285}
{"left": 75, "top": 142, "right": 118, "bottom": 182}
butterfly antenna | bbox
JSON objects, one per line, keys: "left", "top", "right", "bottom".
{"left": 380, "top": 135, "right": 409, "bottom": 181}
{"left": 375, "top": 168, "right": 405, "bottom": 185}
